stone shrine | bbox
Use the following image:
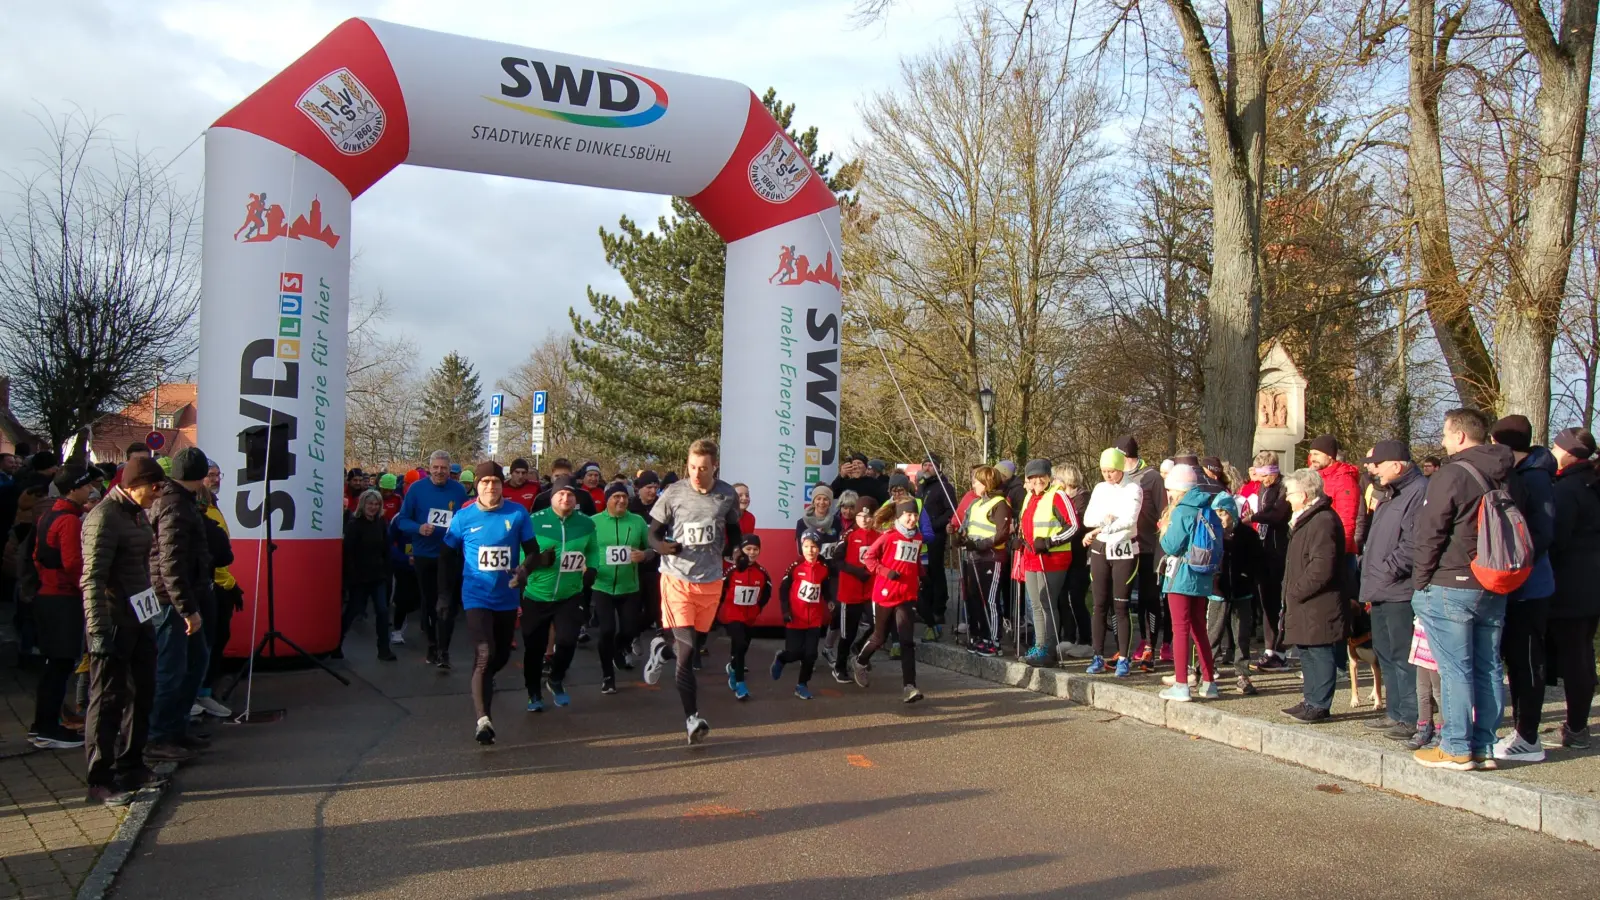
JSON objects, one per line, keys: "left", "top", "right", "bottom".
{"left": 1253, "top": 340, "right": 1307, "bottom": 472}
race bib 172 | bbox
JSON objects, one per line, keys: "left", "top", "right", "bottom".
{"left": 894, "top": 540, "right": 921, "bottom": 564}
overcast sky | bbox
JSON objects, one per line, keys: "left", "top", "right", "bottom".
{"left": 0, "top": 0, "right": 964, "bottom": 391}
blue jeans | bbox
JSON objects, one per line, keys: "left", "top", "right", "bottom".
{"left": 1298, "top": 643, "right": 1339, "bottom": 711}
{"left": 1413, "top": 585, "right": 1506, "bottom": 756}
{"left": 149, "top": 595, "right": 213, "bottom": 744}
{"left": 1370, "top": 601, "right": 1418, "bottom": 725}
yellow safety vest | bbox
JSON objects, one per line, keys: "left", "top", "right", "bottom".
{"left": 1032, "top": 488, "right": 1071, "bottom": 554}
{"left": 966, "top": 496, "right": 1003, "bottom": 541}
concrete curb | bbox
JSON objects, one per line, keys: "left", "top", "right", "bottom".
{"left": 76, "top": 762, "right": 176, "bottom": 900}
{"left": 919, "top": 641, "right": 1600, "bottom": 849}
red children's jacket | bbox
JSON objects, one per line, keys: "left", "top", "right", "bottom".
{"left": 718, "top": 563, "right": 772, "bottom": 625}
{"left": 864, "top": 528, "right": 922, "bottom": 607}
{"left": 835, "top": 526, "right": 878, "bottom": 605}
{"left": 780, "top": 559, "right": 831, "bottom": 629}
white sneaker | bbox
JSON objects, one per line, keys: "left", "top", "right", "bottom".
{"left": 189, "top": 702, "right": 205, "bottom": 718}
{"left": 1160, "top": 674, "right": 1200, "bottom": 687}
{"left": 820, "top": 644, "right": 837, "bottom": 667}
{"left": 644, "top": 636, "right": 667, "bottom": 685}
{"left": 1158, "top": 685, "right": 1192, "bottom": 702}
{"left": 475, "top": 716, "right": 495, "bottom": 745}
{"left": 956, "top": 623, "right": 969, "bottom": 635}
{"left": 196, "top": 696, "right": 232, "bottom": 718}
{"left": 686, "top": 713, "right": 710, "bottom": 745}
{"left": 1197, "top": 681, "right": 1220, "bottom": 700}
{"left": 1493, "top": 732, "right": 1546, "bottom": 763}
{"left": 390, "top": 630, "right": 405, "bottom": 645}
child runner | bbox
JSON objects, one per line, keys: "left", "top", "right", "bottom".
{"left": 852, "top": 499, "right": 925, "bottom": 702}
{"left": 772, "top": 531, "right": 831, "bottom": 699}
{"left": 520, "top": 477, "right": 597, "bottom": 712}
{"left": 831, "top": 504, "right": 877, "bottom": 683}
{"left": 1207, "top": 492, "right": 1262, "bottom": 695}
{"left": 588, "top": 483, "right": 652, "bottom": 695}
{"left": 1156, "top": 464, "right": 1223, "bottom": 701}
{"left": 442, "top": 462, "right": 536, "bottom": 744}
{"left": 718, "top": 534, "right": 772, "bottom": 700}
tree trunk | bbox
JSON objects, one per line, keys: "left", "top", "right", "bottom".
{"left": 1169, "top": 0, "right": 1267, "bottom": 466}
{"left": 1499, "top": 0, "right": 1598, "bottom": 441}
{"left": 1407, "top": 0, "right": 1500, "bottom": 412}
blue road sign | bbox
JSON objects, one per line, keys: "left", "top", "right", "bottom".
{"left": 532, "top": 391, "right": 548, "bottom": 416}
{"left": 490, "top": 393, "right": 504, "bottom": 417}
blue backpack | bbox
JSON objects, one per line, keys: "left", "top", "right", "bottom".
{"left": 1185, "top": 507, "right": 1224, "bottom": 575}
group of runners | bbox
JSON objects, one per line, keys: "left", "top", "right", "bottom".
{"left": 365, "top": 439, "right": 926, "bottom": 748}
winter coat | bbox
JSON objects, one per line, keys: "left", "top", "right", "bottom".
{"left": 920, "top": 475, "right": 957, "bottom": 534}
{"left": 1510, "top": 446, "right": 1557, "bottom": 600}
{"left": 1127, "top": 463, "right": 1165, "bottom": 550}
{"left": 147, "top": 480, "right": 211, "bottom": 617}
{"left": 1158, "top": 484, "right": 1224, "bottom": 597}
{"left": 1317, "top": 460, "right": 1363, "bottom": 554}
{"left": 1214, "top": 521, "right": 1263, "bottom": 603}
{"left": 344, "top": 512, "right": 391, "bottom": 586}
{"left": 1252, "top": 479, "right": 1291, "bottom": 562}
{"left": 1282, "top": 498, "right": 1349, "bottom": 646}
{"left": 1411, "top": 443, "right": 1522, "bottom": 592}
{"left": 79, "top": 487, "right": 154, "bottom": 639}
{"left": 1550, "top": 459, "right": 1600, "bottom": 619}
{"left": 1359, "top": 465, "right": 1428, "bottom": 605}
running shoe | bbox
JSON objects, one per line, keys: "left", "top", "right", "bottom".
{"left": 436, "top": 652, "right": 452, "bottom": 671}
{"left": 615, "top": 652, "right": 634, "bottom": 672}
{"left": 196, "top": 696, "right": 232, "bottom": 718}
{"left": 734, "top": 682, "right": 750, "bottom": 701}
{"left": 795, "top": 684, "right": 814, "bottom": 700}
{"left": 644, "top": 636, "right": 668, "bottom": 685}
{"left": 424, "top": 648, "right": 438, "bottom": 666}
{"left": 686, "top": 714, "right": 710, "bottom": 745}
{"left": 1159, "top": 684, "right": 1192, "bottom": 702}
{"left": 577, "top": 626, "right": 591, "bottom": 645}
{"left": 691, "top": 649, "right": 703, "bottom": 671}
{"left": 955, "top": 622, "right": 969, "bottom": 635}
{"left": 770, "top": 652, "right": 786, "bottom": 681}
{"left": 475, "top": 716, "right": 496, "bottom": 745}
{"left": 527, "top": 696, "right": 544, "bottom": 713}
{"left": 1159, "top": 643, "right": 1173, "bottom": 662}
{"left": 1084, "top": 655, "right": 1107, "bottom": 675}
{"left": 922, "top": 625, "right": 938, "bottom": 642}
{"left": 86, "top": 785, "right": 137, "bottom": 808}
{"left": 30, "top": 727, "right": 84, "bottom": 750}
{"left": 601, "top": 677, "right": 617, "bottom": 695}
{"left": 820, "top": 644, "right": 837, "bottom": 667}
{"left": 1114, "top": 657, "right": 1132, "bottom": 678}
{"left": 1253, "top": 653, "right": 1287, "bottom": 672}
{"left": 889, "top": 644, "right": 902, "bottom": 660}
{"left": 1135, "top": 652, "right": 1156, "bottom": 674}
{"left": 1547, "top": 724, "right": 1591, "bottom": 750}
{"left": 390, "top": 630, "right": 405, "bottom": 645}
{"left": 832, "top": 669, "right": 852, "bottom": 684}
{"left": 902, "top": 685, "right": 924, "bottom": 704}
{"left": 851, "top": 657, "right": 871, "bottom": 688}
{"left": 974, "top": 640, "right": 999, "bottom": 658}
{"left": 726, "top": 662, "right": 738, "bottom": 692}
{"left": 550, "top": 681, "right": 570, "bottom": 707}
{"left": 189, "top": 703, "right": 206, "bottom": 718}
{"left": 1197, "top": 681, "right": 1220, "bottom": 700}
{"left": 1404, "top": 726, "right": 1436, "bottom": 752}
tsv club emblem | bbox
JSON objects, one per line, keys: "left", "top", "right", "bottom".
{"left": 748, "top": 134, "right": 811, "bottom": 204}
{"left": 298, "top": 68, "right": 386, "bottom": 156}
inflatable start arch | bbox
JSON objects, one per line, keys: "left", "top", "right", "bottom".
{"left": 200, "top": 19, "right": 842, "bottom": 655}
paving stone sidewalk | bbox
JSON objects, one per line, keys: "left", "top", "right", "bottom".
{"left": 1, "top": 663, "right": 126, "bottom": 900}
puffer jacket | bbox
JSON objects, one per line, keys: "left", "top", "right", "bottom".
{"left": 147, "top": 479, "right": 211, "bottom": 616}
{"left": 79, "top": 486, "right": 154, "bottom": 638}
{"left": 1317, "top": 460, "right": 1363, "bottom": 554}
{"left": 1158, "top": 484, "right": 1224, "bottom": 596}
{"left": 1282, "top": 498, "right": 1349, "bottom": 646}
{"left": 1550, "top": 459, "right": 1600, "bottom": 619}
{"left": 1509, "top": 446, "right": 1557, "bottom": 601}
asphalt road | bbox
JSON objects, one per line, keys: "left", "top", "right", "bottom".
{"left": 113, "top": 629, "right": 1598, "bottom": 899}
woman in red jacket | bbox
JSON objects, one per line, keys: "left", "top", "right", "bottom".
{"left": 850, "top": 500, "right": 925, "bottom": 703}
{"left": 770, "top": 532, "right": 831, "bottom": 699}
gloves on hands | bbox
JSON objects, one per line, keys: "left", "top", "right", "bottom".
{"left": 734, "top": 551, "right": 750, "bottom": 572}
{"left": 535, "top": 548, "right": 557, "bottom": 569}
{"left": 1033, "top": 537, "right": 1051, "bottom": 554}
{"left": 87, "top": 631, "right": 117, "bottom": 659}
{"left": 883, "top": 570, "right": 901, "bottom": 582}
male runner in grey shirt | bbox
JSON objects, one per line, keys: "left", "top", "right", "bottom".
{"left": 645, "top": 438, "right": 742, "bottom": 744}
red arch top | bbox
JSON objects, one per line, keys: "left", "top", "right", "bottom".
{"left": 213, "top": 18, "right": 836, "bottom": 242}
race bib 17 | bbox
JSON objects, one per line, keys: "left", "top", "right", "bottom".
{"left": 733, "top": 585, "right": 759, "bottom": 606}
{"left": 478, "top": 546, "right": 512, "bottom": 572}
{"left": 129, "top": 588, "right": 160, "bottom": 624}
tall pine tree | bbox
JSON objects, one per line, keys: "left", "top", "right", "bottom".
{"left": 416, "top": 351, "right": 485, "bottom": 463}
{"left": 569, "top": 89, "right": 858, "bottom": 461}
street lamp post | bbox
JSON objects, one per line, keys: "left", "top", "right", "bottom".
{"left": 978, "top": 384, "right": 994, "bottom": 464}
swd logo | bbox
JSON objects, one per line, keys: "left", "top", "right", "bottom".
{"left": 489, "top": 57, "right": 668, "bottom": 129}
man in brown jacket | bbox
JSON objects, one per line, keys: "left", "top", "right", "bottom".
{"left": 146, "top": 448, "right": 212, "bottom": 761}
{"left": 80, "top": 456, "right": 166, "bottom": 807}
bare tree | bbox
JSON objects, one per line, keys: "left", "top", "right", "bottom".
{"left": 0, "top": 111, "right": 199, "bottom": 449}
{"left": 497, "top": 334, "right": 626, "bottom": 472}
{"left": 344, "top": 292, "right": 422, "bottom": 467}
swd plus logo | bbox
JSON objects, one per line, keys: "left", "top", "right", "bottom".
{"left": 488, "top": 57, "right": 668, "bottom": 128}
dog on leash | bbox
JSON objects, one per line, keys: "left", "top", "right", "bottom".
{"left": 1346, "top": 602, "right": 1385, "bottom": 711}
